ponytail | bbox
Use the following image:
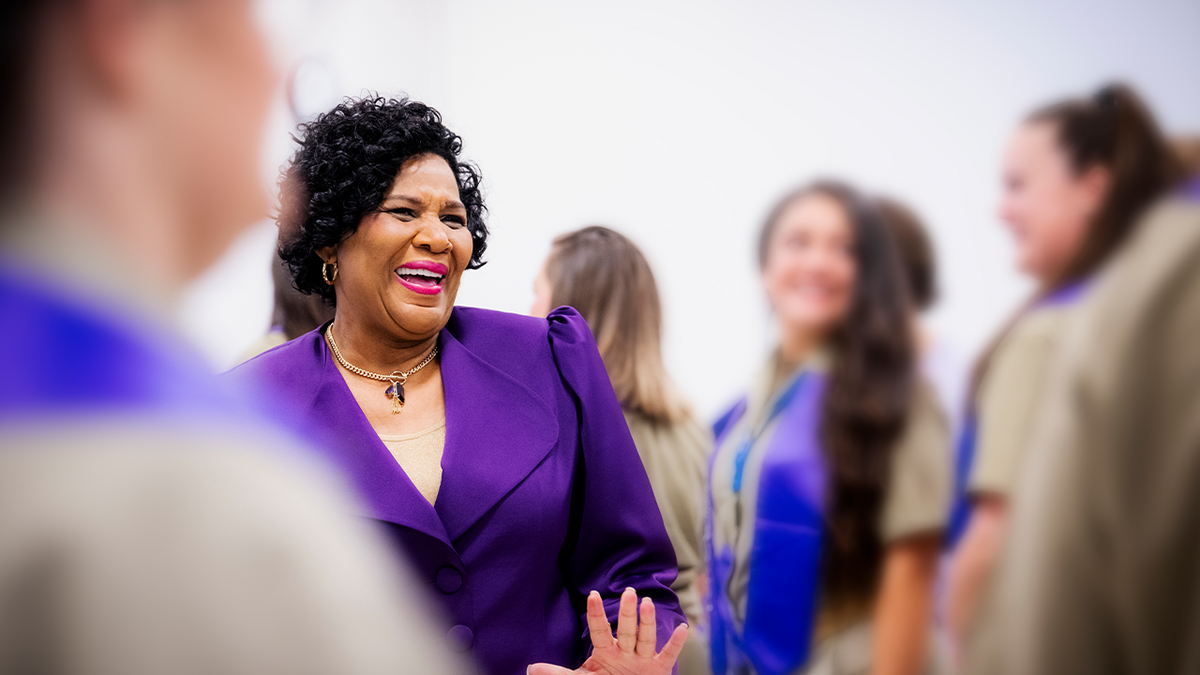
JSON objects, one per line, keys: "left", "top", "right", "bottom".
{"left": 1030, "top": 83, "right": 1186, "bottom": 287}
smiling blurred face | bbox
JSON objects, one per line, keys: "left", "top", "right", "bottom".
{"left": 762, "top": 193, "right": 857, "bottom": 338}
{"left": 999, "top": 121, "right": 1107, "bottom": 283}
{"left": 325, "top": 154, "right": 473, "bottom": 342}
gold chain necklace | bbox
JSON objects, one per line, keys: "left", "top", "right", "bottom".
{"left": 324, "top": 325, "right": 440, "bottom": 415}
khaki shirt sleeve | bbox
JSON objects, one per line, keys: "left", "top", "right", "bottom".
{"left": 969, "top": 311, "right": 1062, "bottom": 496}
{"left": 881, "top": 381, "right": 952, "bottom": 542}
{"left": 624, "top": 412, "right": 711, "bottom": 627}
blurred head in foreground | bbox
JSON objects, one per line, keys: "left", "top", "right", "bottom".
{"left": 2, "top": 0, "right": 274, "bottom": 286}
{"left": 998, "top": 83, "right": 1185, "bottom": 291}
{"left": 0, "top": 2, "right": 464, "bottom": 673}
{"left": 532, "top": 226, "right": 688, "bottom": 424}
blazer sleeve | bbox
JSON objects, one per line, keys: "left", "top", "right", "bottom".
{"left": 546, "top": 307, "right": 686, "bottom": 652}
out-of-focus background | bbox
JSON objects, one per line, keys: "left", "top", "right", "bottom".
{"left": 187, "top": 0, "right": 1200, "bottom": 419}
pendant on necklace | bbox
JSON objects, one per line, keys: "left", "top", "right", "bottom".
{"left": 385, "top": 382, "right": 405, "bottom": 415}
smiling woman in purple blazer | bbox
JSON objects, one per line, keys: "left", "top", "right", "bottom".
{"left": 229, "top": 96, "right": 687, "bottom": 675}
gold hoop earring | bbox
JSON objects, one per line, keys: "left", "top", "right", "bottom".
{"left": 322, "top": 261, "right": 338, "bottom": 285}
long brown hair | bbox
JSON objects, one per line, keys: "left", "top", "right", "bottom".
{"left": 545, "top": 226, "right": 689, "bottom": 424}
{"left": 760, "top": 181, "right": 916, "bottom": 602}
{"left": 971, "top": 83, "right": 1186, "bottom": 403}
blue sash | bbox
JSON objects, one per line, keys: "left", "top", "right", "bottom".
{"left": 945, "top": 414, "right": 977, "bottom": 549}
{"left": 945, "top": 280, "right": 1087, "bottom": 549}
{"left": 709, "top": 372, "right": 828, "bottom": 675}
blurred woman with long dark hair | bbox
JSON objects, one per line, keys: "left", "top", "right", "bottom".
{"left": 532, "top": 225, "right": 711, "bottom": 675}
{"left": 945, "top": 83, "right": 1185, "bottom": 658}
{"left": 709, "top": 181, "right": 951, "bottom": 675}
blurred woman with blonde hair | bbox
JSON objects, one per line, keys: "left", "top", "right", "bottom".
{"left": 532, "top": 225, "right": 711, "bottom": 675}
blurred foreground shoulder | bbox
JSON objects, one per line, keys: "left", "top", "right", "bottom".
{"left": 0, "top": 420, "right": 471, "bottom": 675}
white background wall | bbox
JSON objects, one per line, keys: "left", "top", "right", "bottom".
{"left": 181, "top": 0, "right": 1200, "bottom": 419}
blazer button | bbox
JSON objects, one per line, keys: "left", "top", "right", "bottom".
{"left": 435, "top": 565, "right": 464, "bottom": 594}
{"left": 446, "top": 624, "right": 474, "bottom": 652}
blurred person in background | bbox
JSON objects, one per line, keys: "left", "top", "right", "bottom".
{"left": 0, "top": 0, "right": 466, "bottom": 673}
{"left": 241, "top": 170, "right": 336, "bottom": 362}
{"left": 875, "top": 197, "right": 968, "bottom": 444}
{"left": 945, "top": 83, "right": 1185, "bottom": 661}
{"left": 709, "top": 181, "right": 950, "bottom": 675}
{"left": 230, "top": 97, "right": 688, "bottom": 675}
{"left": 965, "top": 169, "right": 1200, "bottom": 675}
{"left": 531, "top": 225, "right": 712, "bottom": 675}
{"left": 239, "top": 249, "right": 336, "bottom": 361}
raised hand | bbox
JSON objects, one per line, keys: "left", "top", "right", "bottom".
{"left": 528, "top": 587, "right": 688, "bottom": 675}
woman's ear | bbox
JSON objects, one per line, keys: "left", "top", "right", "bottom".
{"left": 316, "top": 245, "right": 337, "bottom": 264}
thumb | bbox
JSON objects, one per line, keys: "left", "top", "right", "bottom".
{"left": 527, "top": 663, "right": 578, "bottom": 675}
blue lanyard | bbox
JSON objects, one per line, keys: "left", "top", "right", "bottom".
{"left": 731, "top": 373, "right": 807, "bottom": 494}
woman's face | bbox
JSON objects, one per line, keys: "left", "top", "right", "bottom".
{"left": 322, "top": 153, "right": 473, "bottom": 342}
{"left": 761, "top": 193, "right": 858, "bottom": 338}
{"left": 999, "top": 121, "right": 1108, "bottom": 283}
{"left": 530, "top": 261, "right": 553, "bottom": 318}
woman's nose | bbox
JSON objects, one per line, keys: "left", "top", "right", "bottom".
{"left": 413, "top": 217, "right": 452, "bottom": 253}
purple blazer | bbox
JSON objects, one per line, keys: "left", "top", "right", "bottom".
{"left": 229, "top": 306, "right": 683, "bottom": 675}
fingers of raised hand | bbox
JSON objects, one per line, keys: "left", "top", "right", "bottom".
{"left": 616, "top": 587, "right": 639, "bottom": 654}
{"left": 584, "top": 588, "right": 688, "bottom": 673}
{"left": 635, "top": 597, "right": 657, "bottom": 658}
{"left": 586, "top": 591, "right": 613, "bottom": 651}
{"left": 654, "top": 624, "right": 690, "bottom": 670}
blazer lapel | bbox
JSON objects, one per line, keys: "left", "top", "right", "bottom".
{"left": 307, "top": 331, "right": 452, "bottom": 547}
{"left": 435, "top": 326, "right": 559, "bottom": 543}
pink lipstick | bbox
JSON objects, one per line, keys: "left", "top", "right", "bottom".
{"left": 395, "top": 260, "right": 448, "bottom": 295}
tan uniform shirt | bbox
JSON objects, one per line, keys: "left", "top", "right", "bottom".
{"left": 623, "top": 411, "right": 710, "bottom": 627}
{"left": 624, "top": 411, "right": 712, "bottom": 675}
{"left": 967, "top": 195, "right": 1200, "bottom": 675}
{"left": 969, "top": 305, "right": 1076, "bottom": 496}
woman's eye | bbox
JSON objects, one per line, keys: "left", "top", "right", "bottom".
{"left": 387, "top": 208, "right": 416, "bottom": 220}
{"left": 442, "top": 215, "right": 466, "bottom": 228}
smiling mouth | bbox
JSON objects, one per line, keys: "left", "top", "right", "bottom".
{"left": 395, "top": 266, "right": 446, "bottom": 295}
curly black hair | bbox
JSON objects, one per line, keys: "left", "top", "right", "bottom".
{"left": 277, "top": 96, "right": 487, "bottom": 304}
